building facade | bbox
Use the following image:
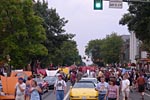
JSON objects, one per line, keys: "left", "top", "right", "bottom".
{"left": 129, "top": 32, "right": 140, "bottom": 64}
{"left": 120, "top": 35, "right": 130, "bottom": 64}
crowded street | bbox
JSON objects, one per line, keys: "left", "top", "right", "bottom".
{"left": 41, "top": 79, "right": 150, "bottom": 100}
{"left": 42, "top": 88, "right": 150, "bottom": 100}
{"left": 1, "top": 0, "right": 150, "bottom": 100}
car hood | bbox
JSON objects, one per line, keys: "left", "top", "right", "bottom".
{"left": 70, "top": 88, "right": 98, "bottom": 96}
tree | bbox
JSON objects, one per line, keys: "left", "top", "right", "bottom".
{"left": 85, "top": 39, "right": 104, "bottom": 66}
{"left": 85, "top": 33, "right": 123, "bottom": 65}
{"left": 0, "top": 0, "right": 48, "bottom": 69}
{"left": 33, "top": 0, "right": 80, "bottom": 66}
{"left": 102, "top": 33, "right": 123, "bottom": 63}
{"left": 119, "top": 2, "right": 150, "bottom": 50}
{"left": 51, "top": 40, "right": 81, "bottom": 66}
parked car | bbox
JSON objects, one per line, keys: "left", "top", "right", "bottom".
{"left": 43, "top": 76, "right": 57, "bottom": 89}
{"left": 33, "top": 78, "right": 49, "bottom": 94}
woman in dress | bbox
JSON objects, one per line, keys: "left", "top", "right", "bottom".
{"left": 25, "top": 76, "right": 32, "bottom": 100}
{"left": 30, "top": 80, "right": 42, "bottom": 100}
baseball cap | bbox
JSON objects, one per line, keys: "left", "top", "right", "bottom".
{"left": 18, "top": 77, "right": 24, "bottom": 81}
{"left": 58, "top": 74, "right": 62, "bottom": 78}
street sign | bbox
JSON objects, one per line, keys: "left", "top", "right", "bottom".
{"left": 125, "top": 0, "right": 150, "bottom": 2}
{"left": 109, "top": 0, "right": 123, "bottom": 9}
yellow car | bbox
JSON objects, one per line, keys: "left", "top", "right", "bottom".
{"left": 70, "top": 81, "right": 98, "bottom": 100}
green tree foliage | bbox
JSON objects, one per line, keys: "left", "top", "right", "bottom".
{"left": 119, "top": 2, "right": 150, "bottom": 49}
{"left": 85, "top": 39, "right": 103, "bottom": 66}
{"left": 52, "top": 40, "right": 81, "bottom": 66}
{"left": 33, "top": 0, "right": 81, "bottom": 66}
{"left": 0, "top": 0, "right": 48, "bottom": 68}
{"left": 85, "top": 33, "right": 123, "bottom": 65}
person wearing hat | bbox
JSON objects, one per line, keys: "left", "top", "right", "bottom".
{"left": 54, "top": 74, "right": 66, "bottom": 100}
{"left": 15, "top": 77, "right": 26, "bottom": 100}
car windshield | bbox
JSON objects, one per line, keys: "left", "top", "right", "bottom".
{"left": 34, "top": 78, "right": 43, "bottom": 82}
{"left": 81, "top": 78, "right": 97, "bottom": 83}
{"left": 16, "top": 73, "right": 28, "bottom": 80}
{"left": 44, "top": 77, "right": 56, "bottom": 81}
{"left": 73, "top": 82, "right": 95, "bottom": 88}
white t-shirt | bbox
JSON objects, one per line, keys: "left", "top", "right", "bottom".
{"left": 96, "top": 82, "right": 109, "bottom": 94}
{"left": 121, "top": 79, "right": 130, "bottom": 91}
{"left": 54, "top": 80, "right": 66, "bottom": 90}
{"left": 15, "top": 82, "right": 26, "bottom": 96}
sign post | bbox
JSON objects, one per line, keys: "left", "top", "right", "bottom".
{"left": 109, "top": 0, "right": 123, "bottom": 9}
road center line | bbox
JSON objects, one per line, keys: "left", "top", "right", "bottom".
{"left": 64, "top": 90, "right": 70, "bottom": 100}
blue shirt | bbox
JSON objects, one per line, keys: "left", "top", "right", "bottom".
{"left": 30, "top": 89, "right": 40, "bottom": 100}
{"left": 96, "top": 82, "right": 109, "bottom": 94}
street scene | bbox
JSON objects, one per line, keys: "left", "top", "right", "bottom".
{"left": 0, "top": 0, "right": 150, "bottom": 100}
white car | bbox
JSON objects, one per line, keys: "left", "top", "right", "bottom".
{"left": 80, "top": 77, "right": 98, "bottom": 86}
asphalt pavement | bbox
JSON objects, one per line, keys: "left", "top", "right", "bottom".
{"left": 128, "top": 89, "right": 150, "bottom": 100}
{"left": 42, "top": 82, "right": 150, "bottom": 100}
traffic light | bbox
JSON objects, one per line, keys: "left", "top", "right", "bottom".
{"left": 94, "top": 0, "right": 103, "bottom": 10}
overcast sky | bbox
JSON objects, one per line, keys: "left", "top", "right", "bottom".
{"left": 48, "top": 0, "right": 129, "bottom": 59}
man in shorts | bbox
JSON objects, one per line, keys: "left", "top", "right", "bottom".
{"left": 137, "top": 74, "right": 146, "bottom": 100}
{"left": 121, "top": 75, "right": 130, "bottom": 100}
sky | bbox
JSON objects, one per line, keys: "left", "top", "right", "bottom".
{"left": 47, "top": 0, "right": 130, "bottom": 63}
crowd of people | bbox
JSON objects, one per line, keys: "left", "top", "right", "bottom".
{"left": 67, "top": 66, "right": 149, "bottom": 100}
{"left": 15, "top": 76, "right": 42, "bottom": 100}
{"left": 13, "top": 66, "right": 150, "bottom": 100}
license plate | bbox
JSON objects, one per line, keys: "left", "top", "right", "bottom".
{"left": 82, "top": 96, "right": 86, "bottom": 100}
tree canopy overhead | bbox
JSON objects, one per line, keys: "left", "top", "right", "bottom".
{"left": 33, "top": 0, "right": 81, "bottom": 66}
{"left": 85, "top": 33, "right": 123, "bottom": 65}
{"left": 0, "top": 0, "right": 82, "bottom": 70}
{"left": 119, "top": 2, "right": 150, "bottom": 46}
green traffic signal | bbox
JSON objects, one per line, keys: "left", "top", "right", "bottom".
{"left": 94, "top": 0, "right": 103, "bottom": 10}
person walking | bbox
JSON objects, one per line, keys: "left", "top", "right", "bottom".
{"left": 70, "top": 71, "right": 76, "bottom": 86}
{"left": 30, "top": 80, "right": 42, "bottom": 100}
{"left": 137, "top": 74, "right": 146, "bottom": 100}
{"left": 54, "top": 74, "right": 67, "bottom": 100}
{"left": 96, "top": 76, "right": 109, "bottom": 100}
{"left": 25, "top": 76, "right": 32, "bottom": 100}
{"left": 121, "top": 75, "right": 130, "bottom": 100}
{"left": 105, "top": 79, "right": 119, "bottom": 100}
{"left": 98, "top": 71, "right": 104, "bottom": 81}
{"left": 15, "top": 77, "right": 26, "bottom": 100}
{"left": 76, "top": 69, "right": 83, "bottom": 82}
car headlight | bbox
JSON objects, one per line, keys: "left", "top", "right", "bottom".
{"left": 71, "top": 96, "right": 79, "bottom": 98}
{"left": 89, "top": 96, "right": 98, "bottom": 98}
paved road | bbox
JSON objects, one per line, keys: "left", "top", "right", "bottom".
{"left": 42, "top": 82, "right": 150, "bottom": 100}
{"left": 120, "top": 89, "right": 150, "bottom": 100}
